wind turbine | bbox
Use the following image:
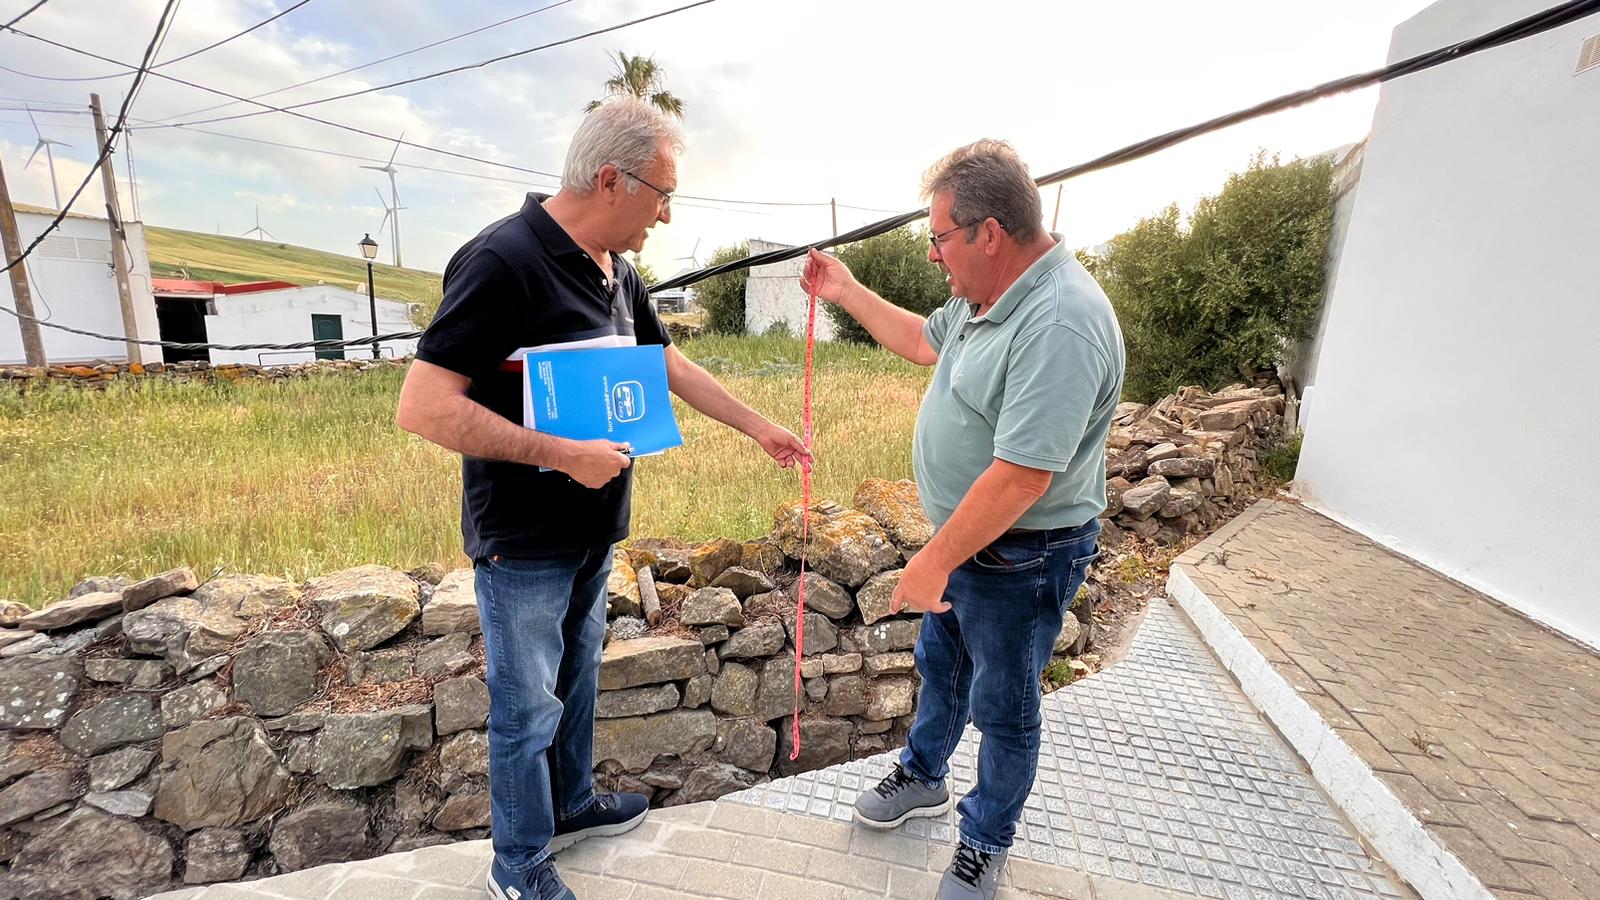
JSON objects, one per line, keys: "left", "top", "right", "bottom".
{"left": 23, "top": 106, "right": 70, "bottom": 211}
{"left": 673, "top": 237, "right": 703, "bottom": 272}
{"left": 360, "top": 132, "right": 404, "bottom": 268}
{"left": 373, "top": 188, "right": 405, "bottom": 267}
{"left": 662, "top": 238, "right": 703, "bottom": 312}
{"left": 242, "top": 206, "right": 275, "bottom": 241}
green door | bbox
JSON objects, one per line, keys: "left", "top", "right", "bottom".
{"left": 311, "top": 314, "right": 344, "bottom": 361}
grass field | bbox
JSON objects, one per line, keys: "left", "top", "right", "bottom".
{"left": 0, "top": 335, "right": 929, "bottom": 608}
{"left": 145, "top": 226, "right": 444, "bottom": 306}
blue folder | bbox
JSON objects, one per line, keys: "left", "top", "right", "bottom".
{"left": 522, "top": 344, "right": 683, "bottom": 457}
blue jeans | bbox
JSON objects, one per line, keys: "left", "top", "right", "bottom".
{"left": 900, "top": 520, "right": 1100, "bottom": 854}
{"left": 475, "top": 546, "right": 613, "bottom": 872}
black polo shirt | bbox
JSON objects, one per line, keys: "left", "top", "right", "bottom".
{"left": 416, "top": 193, "right": 671, "bottom": 560}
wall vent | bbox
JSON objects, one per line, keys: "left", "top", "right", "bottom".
{"left": 76, "top": 238, "right": 113, "bottom": 264}
{"left": 36, "top": 236, "right": 77, "bottom": 260}
{"left": 1578, "top": 33, "right": 1600, "bottom": 75}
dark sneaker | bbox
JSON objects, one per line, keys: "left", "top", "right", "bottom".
{"left": 938, "top": 844, "right": 1007, "bottom": 900}
{"left": 486, "top": 856, "right": 575, "bottom": 900}
{"left": 548, "top": 791, "right": 648, "bottom": 853}
{"left": 853, "top": 763, "right": 952, "bottom": 829}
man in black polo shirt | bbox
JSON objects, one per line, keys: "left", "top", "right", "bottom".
{"left": 397, "top": 99, "right": 807, "bottom": 900}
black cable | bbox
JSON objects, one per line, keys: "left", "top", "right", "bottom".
{"left": 7, "top": 24, "right": 567, "bottom": 179}
{"left": 4, "top": 0, "right": 1595, "bottom": 349}
{"left": 158, "top": 0, "right": 721, "bottom": 128}
{"left": 3, "top": 102, "right": 793, "bottom": 207}
{"left": 0, "top": 306, "right": 419, "bottom": 352}
{"left": 652, "top": 0, "right": 1600, "bottom": 292}
{"left": 1027, "top": 0, "right": 1600, "bottom": 190}
{"left": 0, "top": 1, "right": 311, "bottom": 82}
{"left": 838, "top": 203, "right": 906, "bottom": 215}
{"left": 3, "top": 30, "right": 865, "bottom": 209}
{"left": 0, "top": 60, "right": 127, "bottom": 82}
{"left": 0, "top": 96, "right": 80, "bottom": 108}
{"left": 0, "top": 102, "right": 88, "bottom": 113}
{"left": 147, "top": 0, "right": 184, "bottom": 75}
{"left": 1, "top": 0, "right": 181, "bottom": 275}
{"left": 150, "top": 121, "right": 558, "bottom": 186}
{"left": 1, "top": 0, "right": 50, "bottom": 31}
{"left": 155, "top": 0, "right": 577, "bottom": 124}
{"left": 22, "top": 256, "right": 53, "bottom": 323}
{"left": 156, "top": 0, "right": 312, "bottom": 67}
{"left": 125, "top": 122, "right": 778, "bottom": 215}
{"left": 0, "top": 96, "right": 842, "bottom": 206}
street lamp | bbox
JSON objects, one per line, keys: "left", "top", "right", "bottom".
{"left": 359, "top": 233, "right": 380, "bottom": 359}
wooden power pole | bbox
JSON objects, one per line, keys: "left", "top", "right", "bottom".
{"left": 0, "top": 155, "right": 47, "bottom": 366}
{"left": 831, "top": 197, "right": 838, "bottom": 238}
{"left": 90, "top": 93, "right": 143, "bottom": 364}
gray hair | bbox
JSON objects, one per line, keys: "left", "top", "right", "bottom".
{"left": 562, "top": 98, "right": 685, "bottom": 194}
{"left": 921, "top": 140, "right": 1044, "bottom": 244}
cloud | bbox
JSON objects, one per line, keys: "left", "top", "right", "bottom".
{"left": 230, "top": 190, "right": 301, "bottom": 211}
{"left": 3, "top": 0, "right": 1432, "bottom": 274}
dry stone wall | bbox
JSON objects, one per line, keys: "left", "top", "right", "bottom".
{"left": 0, "top": 382, "right": 1285, "bottom": 896}
{"left": 1100, "top": 383, "right": 1288, "bottom": 547}
{"left": 0, "top": 357, "right": 407, "bottom": 391}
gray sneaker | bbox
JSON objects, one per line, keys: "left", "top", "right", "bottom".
{"left": 853, "top": 763, "right": 951, "bottom": 829}
{"left": 938, "top": 844, "right": 1006, "bottom": 900}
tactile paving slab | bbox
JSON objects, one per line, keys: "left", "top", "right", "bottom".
{"left": 727, "top": 600, "right": 1405, "bottom": 900}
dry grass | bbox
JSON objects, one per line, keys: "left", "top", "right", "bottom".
{"left": 0, "top": 335, "right": 928, "bottom": 607}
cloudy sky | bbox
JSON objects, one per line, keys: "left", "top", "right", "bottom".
{"left": 2, "top": 0, "right": 1437, "bottom": 277}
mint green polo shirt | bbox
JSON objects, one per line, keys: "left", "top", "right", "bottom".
{"left": 913, "top": 236, "right": 1125, "bottom": 529}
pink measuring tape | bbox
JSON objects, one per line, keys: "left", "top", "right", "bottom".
{"left": 789, "top": 282, "right": 818, "bottom": 761}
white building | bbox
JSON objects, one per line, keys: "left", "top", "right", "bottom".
{"left": 744, "top": 239, "right": 838, "bottom": 341}
{"left": 1295, "top": 0, "right": 1600, "bottom": 647}
{"left": 1, "top": 203, "right": 161, "bottom": 365}
{"left": 152, "top": 279, "right": 418, "bottom": 367}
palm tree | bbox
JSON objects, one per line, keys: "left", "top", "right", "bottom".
{"left": 585, "top": 50, "right": 685, "bottom": 118}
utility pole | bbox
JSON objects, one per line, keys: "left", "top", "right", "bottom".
{"left": 90, "top": 93, "right": 142, "bottom": 364}
{"left": 0, "top": 156, "right": 47, "bottom": 366}
{"left": 1051, "top": 184, "right": 1064, "bottom": 232}
{"left": 831, "top": 197, "right": 838, "bottom": 238}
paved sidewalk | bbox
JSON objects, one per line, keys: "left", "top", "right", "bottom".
{"left": 151, "top": 597, "right": 1404, "bottom": 900}
{"left": 1169, "top": 500, "right": 1600, "bottom": 900}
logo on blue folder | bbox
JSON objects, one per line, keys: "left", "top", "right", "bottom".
{"left": 611, "top": 380, "right": 645, "bottom": 422}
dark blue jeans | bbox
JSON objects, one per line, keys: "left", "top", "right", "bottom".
{"left": 900, "top": 520, "right": 1100, "bottom": 854}
{"left": 475, "top": 546, "right": 613, "bottom": 872}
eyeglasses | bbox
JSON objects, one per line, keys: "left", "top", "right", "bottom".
{"left": 929, "top": 220, "right": 980, "bottom": 255}
{"left": 622, "top": 169, "right": 673, "bottom": 209}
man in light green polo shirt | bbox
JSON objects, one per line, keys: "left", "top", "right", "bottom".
{"left": 800, "top": 139, "right": 1124, "bottom": 900}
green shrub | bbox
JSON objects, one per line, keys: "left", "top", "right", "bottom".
{"left": 696, "top": 243, "right": 750, "bottom": 335}
{"left": 1260, "top": 425, "right": 1304, "bottom": 482}
{"left": 1043, "top": 659, "right": 1077, "bottom": 686}
{"left": 409, "top": 282, "right": 443, "bottom": 329}
{"left": 1098, "top": 152, "right": 1334, "bottom": 402}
